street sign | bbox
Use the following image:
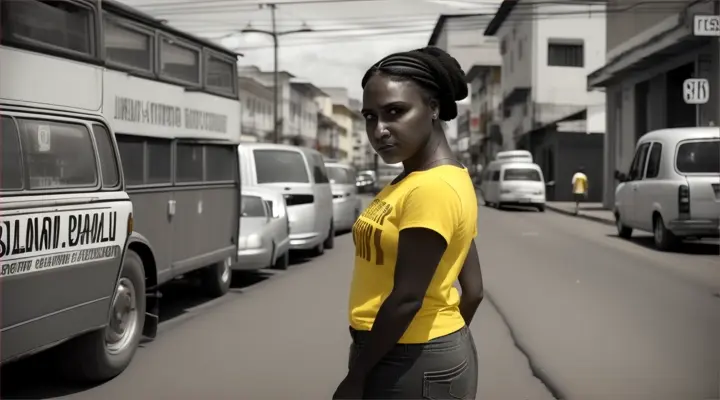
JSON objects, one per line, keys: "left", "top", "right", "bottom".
{"left": 693, "top": 15, "right": 720, "bottom": 36}
{"left": 683, "top": 78, "right": 710, "bottom": 104}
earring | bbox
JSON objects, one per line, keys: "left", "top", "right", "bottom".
{"left": 432, "top": 113, "right": 437, "bottom": 120}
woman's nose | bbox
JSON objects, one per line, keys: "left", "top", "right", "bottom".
{"left": 373, "top": 122, "right": 390, "bottom": 141}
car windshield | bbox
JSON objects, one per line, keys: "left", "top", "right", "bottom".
{"left": 503, "top": 168, "right": 542, "bottom": 181}
{"left": 253, "top": 149, "right": 309, "bottom": 183}
{"left": 676, "top": 140, "right": 720, "bottom": 173}
{"left": 327, "top": 166, "right": 355, "bottom": 184}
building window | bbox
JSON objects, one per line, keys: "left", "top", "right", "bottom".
{"left": 1, "top": 0, "right": 96, "bottom": 57}
{"left": 548, "top": 41, "right": 584, "bottom": 67}
{"left": 104, "top": 16, "right": 153, "bottom": 73}
{"left": 159, "top": 35, "right": 201, "bottom": 85}
{"left": 205, "top": 50, "right": 236, "bottom": 96}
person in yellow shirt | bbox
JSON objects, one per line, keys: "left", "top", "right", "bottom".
{"left": 333, "top": 46, "right": 484, "bottom": 400}
{"left": 571, "top": 166, "right": 589, "bottom": 215}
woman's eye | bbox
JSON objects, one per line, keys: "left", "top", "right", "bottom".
{"left": 364, "top": 114, "right": 375, "bottom": 120}
{"left": 388, "top": 108, "right": 399, "bottom": 115}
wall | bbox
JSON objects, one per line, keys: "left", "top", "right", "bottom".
{"left": 288, "top": 86, "right": 319, "bottom": 144}
{"left": 532, "top": 3, "right": 606, "bottom": 111}
{"left": 332, "top": 104, "right": 357, "bottom": 163}
{"left": 606, "top": 0, "right": 688, "bottom": 57}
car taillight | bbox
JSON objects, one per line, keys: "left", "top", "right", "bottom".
{"left": 678, "top": 184, "right": 690, "bottom": 217}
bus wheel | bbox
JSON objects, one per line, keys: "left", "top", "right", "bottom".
{"left": 201, "top": 259, "right": 232, "bottom": 298}
{"left": 61, "top": 250, "right": 146, "bottom": 382}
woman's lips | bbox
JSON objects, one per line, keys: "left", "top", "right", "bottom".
{"left": 377, "top": 144, "right": 395, "bottom": 152}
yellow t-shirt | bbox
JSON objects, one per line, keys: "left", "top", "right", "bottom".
{"left": 572, "top": 172, "right": 588, "bottom": 194}
{"left": 348, "top": 165, "right": 478, "bottom": 344}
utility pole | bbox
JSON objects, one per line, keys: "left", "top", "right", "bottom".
{"left": 241, "top": 5, "right": 312, "bottom": 144}
{"left": 270, "top": 3, "right": 279, "bottom": 144}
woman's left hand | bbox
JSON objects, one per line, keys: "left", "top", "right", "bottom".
{"left": 332, "top": 372, "right": 364, "bottom": 399}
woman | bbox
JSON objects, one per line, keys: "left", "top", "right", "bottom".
{"left": 333, "top": 46, "right": 484, "bottom": 399}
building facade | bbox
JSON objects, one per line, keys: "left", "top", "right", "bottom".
{"left": 588, "top": 0, "right": 720, "bottom": 208}
{"left": 238, "top": 76, "right": 273, "bottom": 142}
{"left": 466, "top": 64, "right": 503, "bottom": 166}
{"left": 321, "top": 87, "right": 363, "bottom": 164}
{"left": 428, "top": 14, "right": 503, "bottom": 147}
{"left": 315, "top": 94, "right": 343, "bottom": 158}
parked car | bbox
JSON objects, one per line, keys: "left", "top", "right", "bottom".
{"left": 234, "top": 187, "right": 291, "bottom": 271}
{"left": 238, "top": 143, "right": 334, "bottom": 256}
{"left": 356, "top": 172, "right": 375, "bottom": 194}
{"left": 325, "top": 161, "right": 362, "bottom": 232}
{"left": 481, "top": 160, "right": 546, "bottom": 211}
{"left": 614, "top": 127, "right": 720, "bottom": 250}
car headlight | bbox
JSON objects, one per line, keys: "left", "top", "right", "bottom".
{"left": 246, "top": 234, "right": 262, "bottom": 249}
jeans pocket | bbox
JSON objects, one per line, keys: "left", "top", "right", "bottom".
{"left": 422, "top": 359, "right": 472, "bottom": 400}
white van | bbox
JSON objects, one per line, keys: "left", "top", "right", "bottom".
{"left": 481, "top": 162, "right": 546, "bottom": 211}
{"left": 614, "top": 127, "right": 719, "bottom": 250}
{"left": 238, "top": 144, "right": 334, "bottom": 256}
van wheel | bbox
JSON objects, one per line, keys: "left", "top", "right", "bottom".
{"left": 201, "top": 259, "right": 232, "bottom": 298}
{"left": 653, "top": 214, "right": 677, "bottom": 251}
{"left": 274, "top": 250, "right": 289, "bottom": 270}
{"left": 312, "top": 240, "right": 325, "bottom": 257}
{"left": 323, "top": 221, "right": 335, "bottom": 250}
{"left": 59, "top": 250, "right": 146, "bottom": 382}
{"left": 536, "top": 205, "right": 545, "bottom": 212}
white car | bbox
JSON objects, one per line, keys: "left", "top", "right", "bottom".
{"left": 325, "top": 162, "right": 362, "bottom": 232}
{"left": 238, "top": 143, "right": 334, "bottom": 256}
{"left": 614, "top": 127, "right": 720, "bottom": 250}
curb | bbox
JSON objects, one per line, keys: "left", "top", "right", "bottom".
{"left": 545, "top": 204, "right": 615, "bottom": 227}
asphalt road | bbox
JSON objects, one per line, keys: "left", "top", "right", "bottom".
{"left": 1, "top": 197, "right": 718, "bottom": 400}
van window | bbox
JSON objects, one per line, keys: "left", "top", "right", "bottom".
{"left": 91, "top": 124, "right": 120, "bottom": 188}
{"left": 253, "top": 150, "right": 309, "bottom": 184}
{"left": 676, "top": 140, "right": 720, "bottom": 173}
{"left": 327, "top": 166, "right": 355, "bottom": 184}
{"left": 18, "top": 118, "right": 97, "bottom": 189}
{"left": 503, "top": 168, "right": 541, "bottom": 181}
{"left": 310, "top": 154, "right": 329, "bottom": 183}
{"left": 1, "top": 116, "right": 24, "bottom": 190}
{"left": 241, "top": 195, "right": 266, "bottom": 217}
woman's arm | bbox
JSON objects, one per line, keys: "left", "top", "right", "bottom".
{"left": 458, "top": 239, "right": 483, "bottom": 325}
{"left": 346, "top": 227, "right": 448, "bottom": 381}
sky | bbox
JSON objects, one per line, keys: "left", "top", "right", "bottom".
{"left": 120, "top": 0, "right": 504, "bottom": 100}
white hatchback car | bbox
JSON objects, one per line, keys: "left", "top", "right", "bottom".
{"left": 614, "top": 127, "right": 720, "bottom": 250}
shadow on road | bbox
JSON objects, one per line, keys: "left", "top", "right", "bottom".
{"left": 0, "top": 256, "right": 308, "bottom": 399}
{"left": 606, "top": 233, "right": 720, "bottom": 256}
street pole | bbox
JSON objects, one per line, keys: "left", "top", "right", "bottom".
{"left": 270, "top": 3, "right": 280, "bottom": 144}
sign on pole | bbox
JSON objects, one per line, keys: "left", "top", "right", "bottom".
{"left": 693, "top": 15, "right": 720, "bottom": 36}
{"left": 683, "top": 78, "right": 710, "bottom": 104}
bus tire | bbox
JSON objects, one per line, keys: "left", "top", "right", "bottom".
{"left": 202, "top": 260, "right": 231, "bottom": 298}
{"left": 61, "top": 250, "right": 146, "bottom": 382}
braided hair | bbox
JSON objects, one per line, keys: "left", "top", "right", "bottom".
{"left": 361, "top": 46, "right": 468, "bottom": 121}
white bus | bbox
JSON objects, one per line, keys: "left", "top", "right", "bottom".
{"left": 0, "top": 0, "right": 241, "bottom": 377}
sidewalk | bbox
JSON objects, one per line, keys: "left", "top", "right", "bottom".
{"left": 545, "top": 202, "right": 615, "bottom": 226}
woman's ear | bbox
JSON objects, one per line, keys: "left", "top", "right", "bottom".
{"left": 429, "top": 99, "right": 440, "bottom": 120}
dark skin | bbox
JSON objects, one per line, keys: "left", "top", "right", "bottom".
{"left": 333, "top": 73, "right": 484, "bottom": 399}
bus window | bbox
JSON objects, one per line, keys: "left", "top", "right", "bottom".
{"left": 254, "top": 150, "right": 309, "bottom": 184}
{"left": 117, "top": 135, "right": 144, "bottom": 186}
{"left": 92, "top": 124, "right": 119, "bottom": 188}
{"left": 17, "top": 118, "right": 97, "bottom": 189}
{"left": 148, "top": 139, "right": 172, "bottom": 185}
{"left": 206, "top": 144, "right": 236, "bottom": 182}
{"left": 1, "top": 116, "right": 23, "bottom": 190}
{"left": 176, "top": 143, "right": 203, "bottom": 183}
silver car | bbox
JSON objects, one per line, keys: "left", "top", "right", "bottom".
{"left": 325, "top": 162, "right": 362, "bottom": 232}
{"left": 233, "top": 188, "right": 291, "bottom": 271}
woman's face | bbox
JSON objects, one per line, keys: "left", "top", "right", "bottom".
{"left": 361, "top": 73, "right": 436, "bottom": 164}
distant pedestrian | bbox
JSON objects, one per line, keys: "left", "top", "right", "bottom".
{"left": 571, "top": 166, "right": 589, "bottom": 215}
{"left": 332, "top": 46, "right": 483, "bottom": 399}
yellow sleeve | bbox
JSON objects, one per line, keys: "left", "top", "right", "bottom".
{"left": 397, "top": 178, "right": 461, "bottom": 244}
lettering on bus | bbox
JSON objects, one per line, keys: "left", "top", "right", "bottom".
{"left": 113, "top": 96, "right": 228, "bottom": 133}
{"left": 0, "top": 210, "right": 120, "bottom": 278}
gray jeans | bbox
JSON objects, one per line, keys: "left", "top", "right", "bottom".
{"left": 349, "top": 326, "right": 478, "bottom": 399}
